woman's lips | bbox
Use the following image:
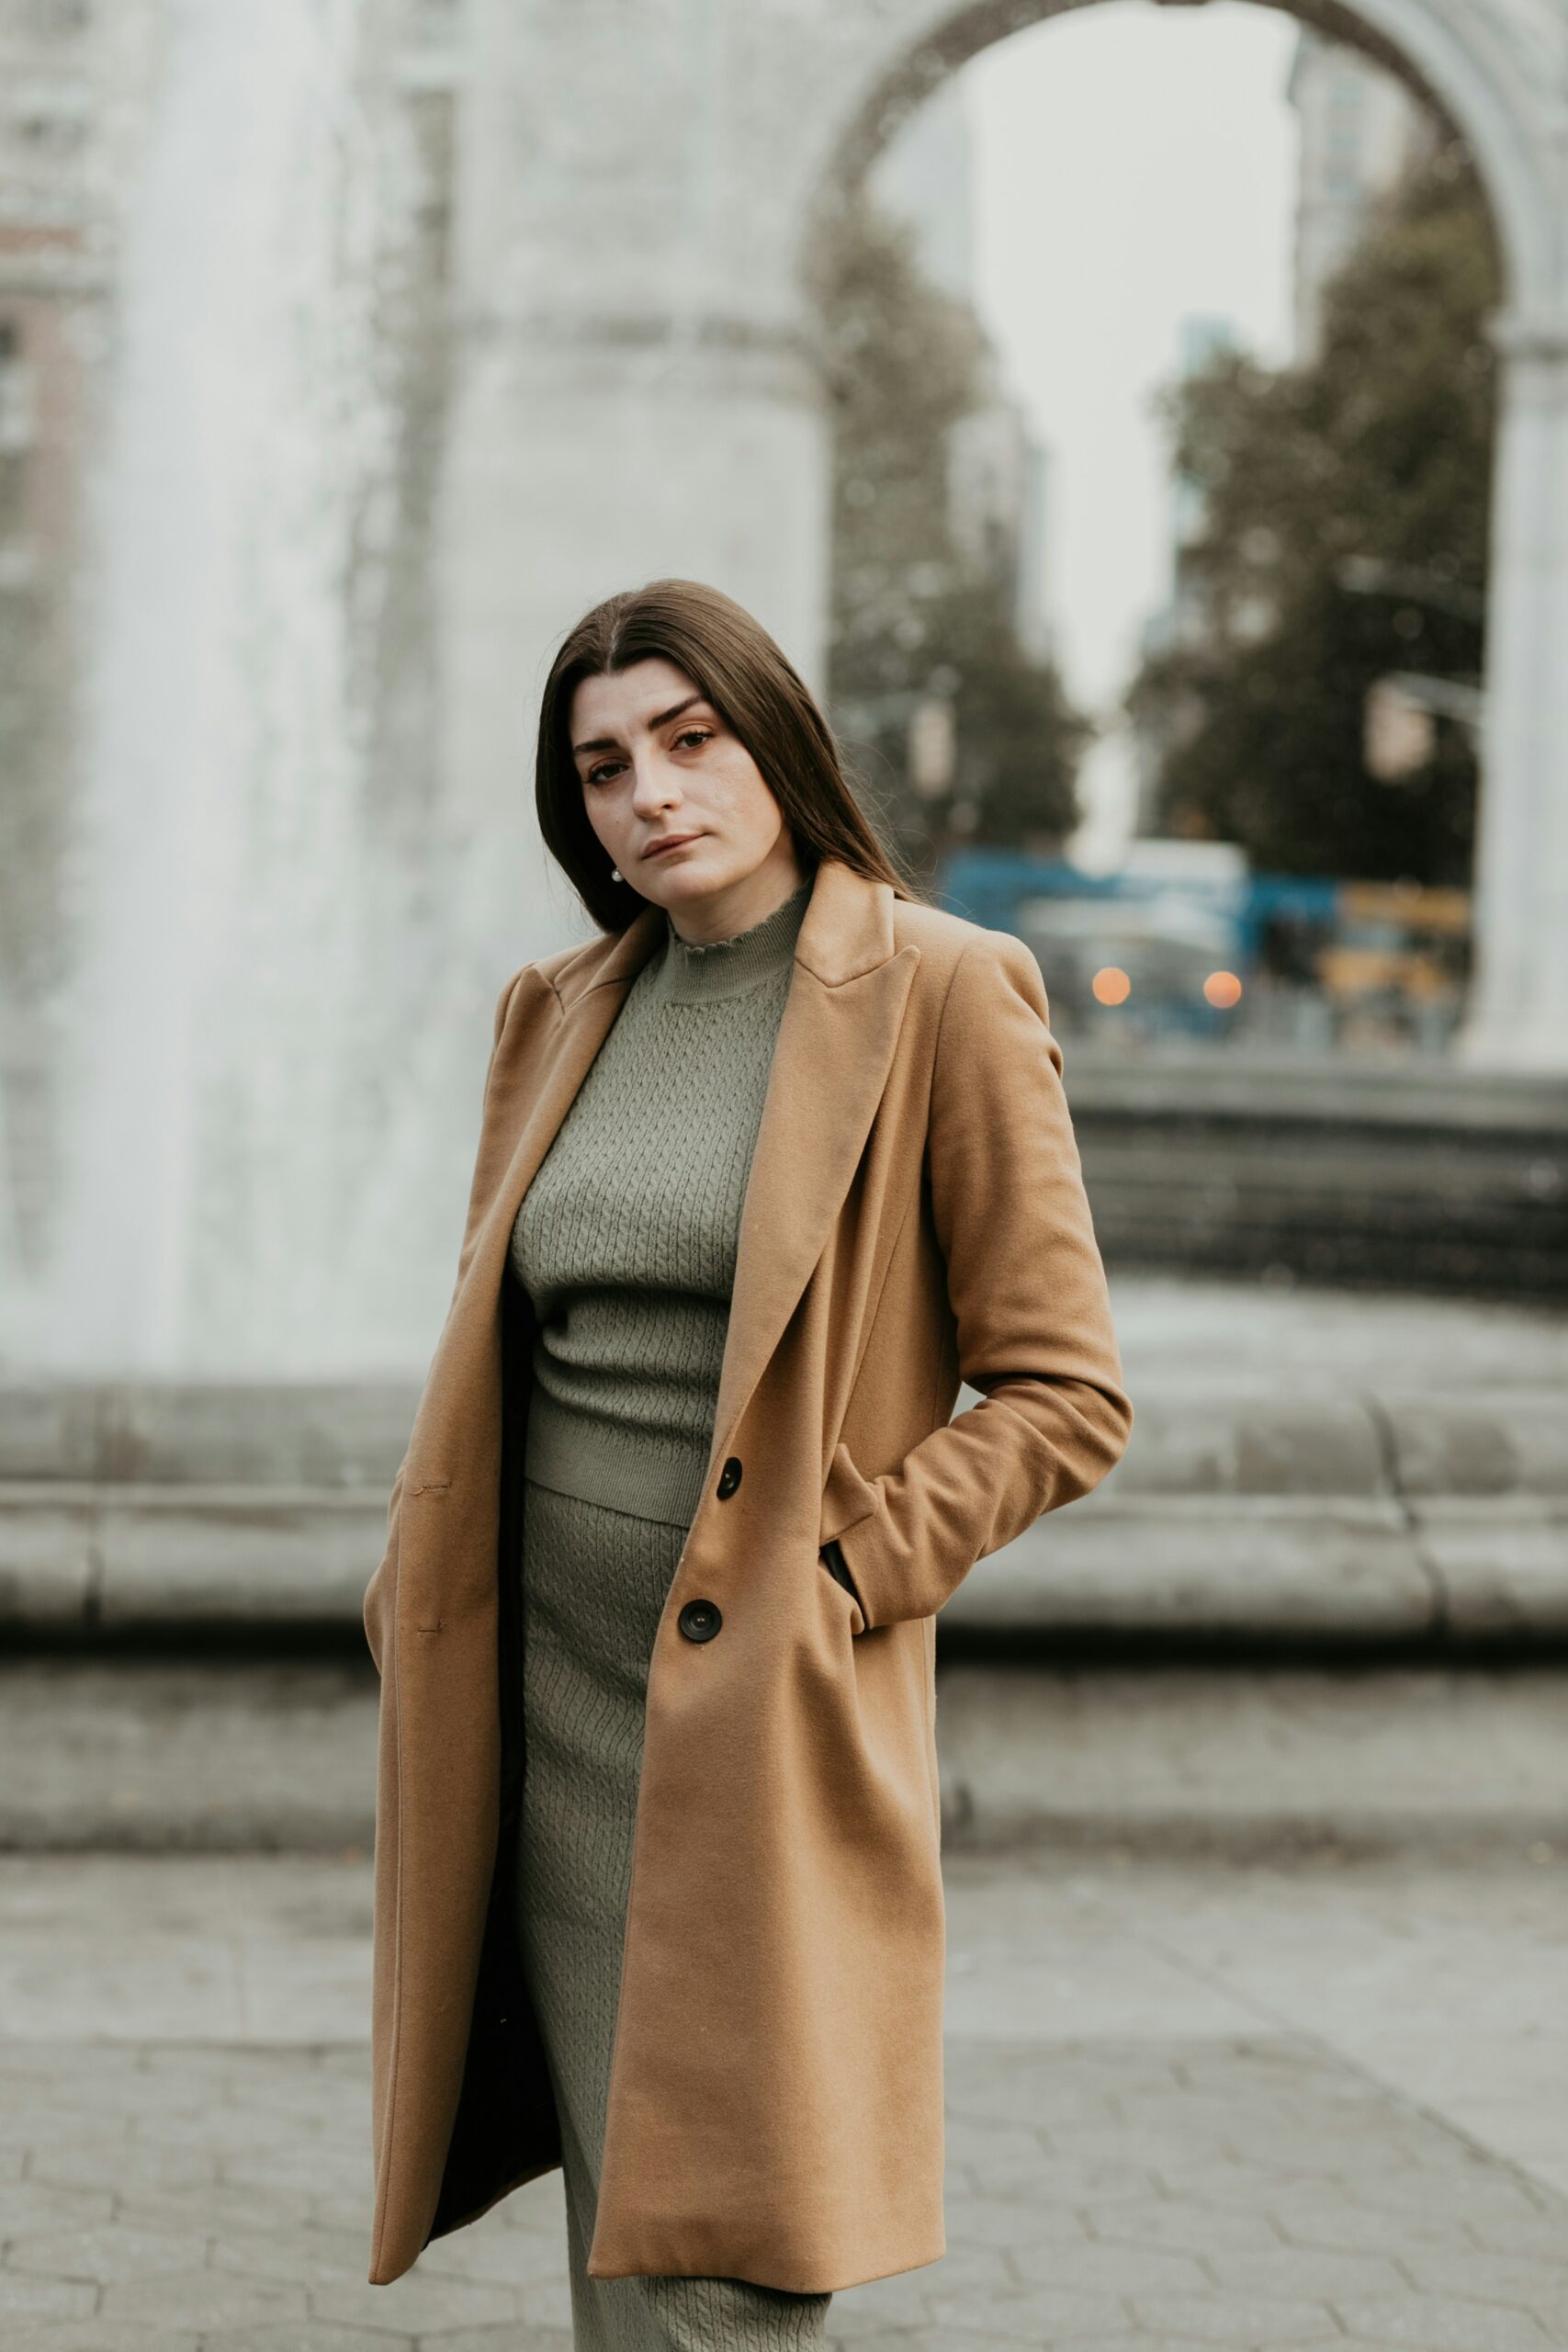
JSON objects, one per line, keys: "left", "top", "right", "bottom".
{"left": 642, "top": 833, "right": 701, "bottom": 859}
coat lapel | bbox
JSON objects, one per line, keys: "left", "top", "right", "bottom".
{"left": 708, "top": 859, "right": 920, "bottom": 1464}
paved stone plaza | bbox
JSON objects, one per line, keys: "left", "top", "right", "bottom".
{"left": 3, "top": 1279, "right": 1565, "bottom": 2346}
{"left": 2, "top": 1843, "right": 1567, "bottom": 2351}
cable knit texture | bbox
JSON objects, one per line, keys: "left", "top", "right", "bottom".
{"left": 508, "top": 877, "right": 830, "bottom": 2345}
{"left": 509, "top": 878, "right": 811, "bottom": 1529}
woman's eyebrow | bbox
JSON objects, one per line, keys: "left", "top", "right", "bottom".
{"left": 572, "top": 693, "right": 707, "bottom": 757}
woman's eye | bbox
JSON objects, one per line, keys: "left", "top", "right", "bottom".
{"left": 585, "top": 729, "right": 708, "bottom": 785}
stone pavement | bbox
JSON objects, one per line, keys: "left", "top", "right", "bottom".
{"left": 3, "top": 1846, "right": 1568, "bottom": 2350}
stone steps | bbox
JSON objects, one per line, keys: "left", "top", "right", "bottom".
{"left": 1066, "top": 1050, "right": 1568, "bottom": 1297}
{"left": 3, "top": 1657, "right": 1565, "bottom": 1859}
{"left": 3, "top": 1380, "right": 1564, "bottom": 1648}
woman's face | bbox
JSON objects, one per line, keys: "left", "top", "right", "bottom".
{"left": 569, "top": 658, "right": 801, "bottom": 924}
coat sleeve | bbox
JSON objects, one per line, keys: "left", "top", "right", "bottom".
{"left": 362, "top": 962, "right": 529, "bottom": 1676}
{"left": 829, "top": 929, "right": 1133, "bottom": 1631}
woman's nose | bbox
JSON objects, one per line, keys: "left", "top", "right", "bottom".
{"left": 631, "top": 757, "right": 682, "bottom": 812}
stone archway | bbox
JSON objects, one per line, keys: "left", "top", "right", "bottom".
{"left": 446, "top": 0, "right": 1568, "bottom": 1066}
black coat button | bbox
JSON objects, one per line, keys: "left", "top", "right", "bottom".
{"left": 716, "top": 1456, "right": 742, "bottom": 1499}
{"left": 678, "top": 1599, "right": 722, "bottom": 1643}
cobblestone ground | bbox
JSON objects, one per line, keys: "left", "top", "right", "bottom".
{"left": 1, "top": 1848, "right": 1566, "bottom": 2350}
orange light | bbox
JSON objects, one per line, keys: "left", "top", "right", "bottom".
{"left": 1203, "top": 970, "right": 1243, "bottom": 1008}
{"left": 1092, "top": 967, "right": 1132, "bottom": 1005}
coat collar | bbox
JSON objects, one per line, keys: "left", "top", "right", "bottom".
{"left": 549, "top": 852, "right": 901, "bottom": 1012}
{"left": 468, "top": 856, "right": 921, "bottom": 1494}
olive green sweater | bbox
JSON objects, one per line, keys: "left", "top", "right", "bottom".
{"left": 507, "top": 878, "right": 812, "bottom": 1529}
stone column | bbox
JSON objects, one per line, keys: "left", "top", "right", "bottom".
{"left": 434, "top": 0, "right": 833, "bottom": 978}
{"left": 1460, "top": 314, "right": 1568, "bottom": 1070}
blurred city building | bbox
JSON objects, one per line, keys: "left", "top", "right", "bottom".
{"left": 1132, "top": 312, "right": 1243, "bottom": 838}
{"left": 869, "top": 83, "right": 1056, "bottom": 661}
{"left": 1287, "top": 28, "right": 1434, "bottom": 360}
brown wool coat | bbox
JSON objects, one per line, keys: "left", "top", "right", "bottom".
{"left": 362, "top": 854, "right": 1133, "bottom": 2294}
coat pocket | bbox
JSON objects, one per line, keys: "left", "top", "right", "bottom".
{"left": 819, "top": 1537, "right": 859, "bottom": 1601}
{"left": 818, "top": 1538, "right": 866, "bottom": 1637}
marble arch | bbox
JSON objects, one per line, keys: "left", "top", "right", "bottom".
{"left": 449, "top": 0, "right": 1568, "bottom": 1064}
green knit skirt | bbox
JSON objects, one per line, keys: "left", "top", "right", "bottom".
{"left": 513, "top": 1475, "right": 832, "bottom": 2352}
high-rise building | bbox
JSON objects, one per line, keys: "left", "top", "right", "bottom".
{"left": 1131, "top": 315, "right": 1245, "bottom": 838}
{"left": 1287, "top": 30, "right": 1432, "bottom": 359}
{"left": 868, "top": 80, "right": 1055, "bottom": 654}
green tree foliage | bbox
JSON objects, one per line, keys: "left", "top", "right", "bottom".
{"left": 1129, "top": 141, "right": 1500, "bottom": 885}
{"left": 809, "top": 188, "right": 1090, "bottom": 872}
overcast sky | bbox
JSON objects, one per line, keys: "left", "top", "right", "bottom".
{"left": 964, "top": 1, "right": 1301, "bottom": 855}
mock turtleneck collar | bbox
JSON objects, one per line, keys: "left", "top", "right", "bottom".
{"left": 650, "top": 877, "right": 812, "bottom": 1007}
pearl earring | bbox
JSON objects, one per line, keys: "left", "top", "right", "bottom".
{"left": 610, "top": 865, "right": 622, "bottom": 883}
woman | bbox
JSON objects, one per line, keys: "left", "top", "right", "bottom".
{"left": 361, "top": 579, "right": 1133, "bottom": 2345}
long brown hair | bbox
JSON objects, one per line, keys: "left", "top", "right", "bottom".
{"left": 536, "top": 577, "right": 926, "bottom": 933}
